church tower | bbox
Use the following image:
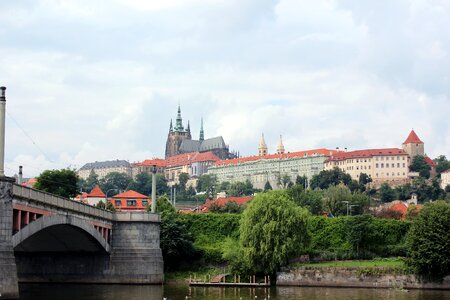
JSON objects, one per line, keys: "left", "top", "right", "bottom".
{"left": 258, "top": 133, "right": 268, "bottom": 156}
{"left": 199, "top": 117, "right": 205, "bottom": 142}
{"left": 165, "top": 105, "right": 190, "bottom": 158}
{"left": 402, "top": 129, "right": 424, "bottom": 159}
{"left": 277, "top": 135, "right": 285, "bottom": 154}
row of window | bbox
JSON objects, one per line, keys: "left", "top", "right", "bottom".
{"left": 375, "top": 163, "right": 406, "bottom": 168}
{"left": 375, "top": 172, "right": 406, "bottom": 177}
{"left": 114, "top": 199, "right": 148, "bottom": 207}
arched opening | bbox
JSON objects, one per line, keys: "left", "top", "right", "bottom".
{"left": 13, "top": 217, "right": 111, "bottom": 283}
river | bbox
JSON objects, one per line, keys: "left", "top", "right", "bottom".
{"left": 18, "top": 283, "right": 450, "bottom": 300}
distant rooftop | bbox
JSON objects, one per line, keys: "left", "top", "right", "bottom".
{"left": 79, "top": 159, "right": 130, "bottom": 171}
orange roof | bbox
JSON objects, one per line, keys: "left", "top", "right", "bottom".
{"left": 87, "top": 185, "right": 105, "bottom": 198}
{"left": 215, "top": 148, "right": 337, "bottom": 166}
{"left": 326, "top": 148, "right": 407, "bottom": 162}
{"left": 132, "top": 158, "right": 166, "bottom": 168}
{"left": 424, "top": 156, "right": 436, "bottom": 167}
{"left": 166, "top": 151, "right": 220, "bottom": 168}
{"left": 403, "top": 130, "right": 424, "bottom": 144}
{"left": 390, "top": 203, "right": 408, "bottom": 216}
{"left": 202, "top": 196, "right": 253, "bottom": 212}
{"left": 112, "top": 190, "right": 149, "bottom": 199}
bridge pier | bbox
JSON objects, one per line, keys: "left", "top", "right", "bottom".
{"left": 0, "top": 177, "right": 19, "bottom": 299}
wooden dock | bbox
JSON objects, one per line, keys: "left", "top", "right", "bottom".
{"left": 189, "top": 274, "right": 271, "bottom": 287}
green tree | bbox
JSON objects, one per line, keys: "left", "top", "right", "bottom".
{"left": 78, "top": 169, "right": 99, "bottom": 193}
{"left": 410, "top": 155, "right": 431, "bottom": 179}
{"left": 218, "top": 181, "right": 230, "bottom": 193}
{"left": 278, "top": 173, "right": 292, "bottom": 189}
{"left": 264, "top": 180, "right": 273, "bottom": 191}
{"left": 228, "top": 180, "right": 254, "bottom": 197}
{"left": 127, "top": 172, "right": 152, "bottom": 195}
{"left": 34, "top": 169, "right": 79, "bottom": 198}
{"left": 434, "top": 155, "right": 450, "bottom": 175}
{"left": 239, "top": 191, "right": 310, "bottom": 274}
{"left": 178, "top": 173, "right": 189, "bottom": 192}
{"left": 196, "top": 174, "right": 217, "bottom": 194}
{"left": 295, "top": 175, "right": 308, "bottom": 188}
{"left": 346, "top": 214, "right": 375, "bottom": 258}
{"left": 395, "top": 184, "right": 413, "bottom": 200}
{"left": 96, "top": 200, "right": 116, "bottom": 211}
{"left": 286, "top": 184, "right": 323, "bottom": 215}
{"left": 358, "top": 173, "right": 372, "bottom": 186}
{"left": 379, "top": 182, "right": 396, "bottom": 202}
{"left": 99, "top": 172, "right": 132, "bottom": 195}
{"left": 310, "top": 167, "right": 352, "bottom": 190}
{"left": 322, "top": 184, "right": 352, "bottom": 216}
{"left": 406, "top": 201, "right": 450, "bottom": 280}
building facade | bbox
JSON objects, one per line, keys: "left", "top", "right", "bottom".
{"left": 441, "top": 169, "right": 450, "bottom": 190}
{"left": 324, "top": 148, "right": 410, "bottom": 184}
{"left": 109, "top": 190, "right": 150, "bottom": 211}
{"left": 131, "top": 159, "right": 166, "bottom": 179}
{"left": 78, "top": 160, "right": 131, "bottom": 180}
{"left": 324, "top": 130, "right": 435, "bottom": 185}
{"left": 165, "top": 151, "right": 220, "bottom": 185}
{"left": 208, "top": 148, "right": 337, "bottom": 190}
{"left": 165, "top": 106, "right": 235, "bottom": 160}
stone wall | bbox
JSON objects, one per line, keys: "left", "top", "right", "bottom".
{"left": 277, "top": 268, "right": 450, "bottom": 289}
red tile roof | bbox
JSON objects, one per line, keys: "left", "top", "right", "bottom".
{"left": 202, "top": 196, "right": 254, "bottom": 212}
{"left": 166, "top": 151, "right": 220, "bottom": 168}
{"left": 424, "top": 156, "right": 436, "bottom": 167}
{"left": 390, "top": 203, "right": 408, "bottom": 217}
{"left": 132, "top": 158, "right": 167, "bottom": 168}
{"left": 215, "top": 148, "right": 338, "bottom": 166}
{"left": 87, "top": 185, "right": 106, "bottom": 198}
{"left": 112, "top": 190, "right": 149, "bottom": 199}
{"left": 326, "top": 148, "right": 407, "bottom": 162}
{"left": 403, "top": 130, "right": 424, "bottom": 145}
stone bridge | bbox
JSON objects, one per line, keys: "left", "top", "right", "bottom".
{"left": 0, "top": 177, "right": 163, "bottom": 299}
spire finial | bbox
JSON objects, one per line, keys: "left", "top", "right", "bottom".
{"left": 258, "top": 133, "right": 268, "bottom": 156}
{"left": 199, "top": 117, "right": 205, "bottom": 141}
{"left": 277, "top": 134, "right": 285, "bottom": 154}
{"left": 174, "top": 105, "right": 184, "bottom": 131}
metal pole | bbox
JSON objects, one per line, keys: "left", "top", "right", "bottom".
{"left": 0, "top": 86, "right": 6, "bottom": 177}
{"left": 173, "top": 187, "right": 176, "bottom": 209}
{"left": 151, "top": 167, "right": 156, "bottom": 213}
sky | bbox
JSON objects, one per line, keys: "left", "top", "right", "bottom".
{"left": 0, "top": 0, "right": 449, "bottom": 178}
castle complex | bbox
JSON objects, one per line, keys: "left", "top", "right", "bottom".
{"left": 164, "top": 106, "right": 235, "bottom": 160}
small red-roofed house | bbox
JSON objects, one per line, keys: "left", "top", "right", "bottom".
{"left": 74, "top": 192, "right": 88, "bottom": 204}
{"left": 86, "top": 185, "right": 106, "bottom": 206}
{"left": 110, "top": 190, "right": 150, "bottom": 211}
{"left": 201, "top": 196, "right": 253, "bottom": 213}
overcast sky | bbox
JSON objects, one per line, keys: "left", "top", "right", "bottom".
{"left": 0, "top": 0, "right": 449, "bottom": 178}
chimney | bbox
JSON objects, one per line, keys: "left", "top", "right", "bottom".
{"left": 18, "top": 166, "right": 23, "bottom": 185}
{"left": 0, "top": 86, "right": 6, "bottom": 176}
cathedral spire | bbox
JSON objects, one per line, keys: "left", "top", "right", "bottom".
{"left": 277, "top": 135, "right": 285, "bottom": 154}
{"left": 199, "top": 117, "right": 205, "bottom": 141}
{"left": 169, "top": 119, "right": 173, "bottom": 133}
{"left": 174, "top": 105, "right": 184, "bottom": 131}
{"left": 258, "top": 133, "right": 268, "bottom": 156}
{"left": 187, "top": 120, "right": 192, "bottom": 139}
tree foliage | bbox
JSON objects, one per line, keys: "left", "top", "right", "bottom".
{"left": 264, "top": 180, "right": 272, "bottom": 191}
{"left": 406, "top": 201, "right": 450, "bottom": 280}
{"left": 78, "top": 170, "right": 99, "bottom": 193}
{"left": 379, "top": 182, "right": 396, "bottom": 202}
{"left": 435, "top": 155, "right": 450, "bottom": 175}
{"left": 196, "top": 174, "right": 217, "bottom": 194}
{"left": 228, "top": 180, "right": 254, "bottom": 197}
{"left": 35, "top": 169, "right": 79, "bottom": 198}
{"left": 95, "top": 200, "right": 116, "bottom": 211}
{"left": 239, "top": 191, "right": 310, "bottom": 274}
{"left": 286, "top": 184, "right": 324, "bottom": 215}
{"left": 99, "top": 172, "right": 132, "bottom": 195}
{"left": 322, "top": 184, "right": 368, "bottom": 216}
{"left": 310, "top": 167, "right": 352, "bottom": 190}
{"left": 410, "top": 155, "right": 431, "bottom": 179}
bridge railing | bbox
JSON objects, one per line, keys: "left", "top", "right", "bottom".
{"left": 12, "top": 184, "right": 113, "bottom": 221}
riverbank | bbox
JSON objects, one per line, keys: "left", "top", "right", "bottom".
{"left": 277, "top": 265, "right": 450, "bottom": 290}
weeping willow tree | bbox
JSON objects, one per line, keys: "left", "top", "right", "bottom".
{"left": 239, "top": 190, "right": 310, "bottom": 274}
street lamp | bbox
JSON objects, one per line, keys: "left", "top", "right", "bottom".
{"left": 341, "top": 201, "right": 350, "bottom": 216}
{"left": 151, "top": 165, "right": 157, "bottom": 213}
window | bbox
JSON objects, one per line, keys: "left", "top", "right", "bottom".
{"left": 397, "top": 163, "right": 400, "bottom": 167}
{"left": 142, "top": 200, "right": 148, "bottom": 207}
{"left": 115, "top": 200, "right": 121, "bottom": 206}
{"left": 376, "top": 163, "right": 379, "bottom": 168}
{"left": 392, "top": 172, "right": 395, "bottom": 176}
{"left": 127, "top": 199, "right": 137, "bottom": 206}
{"left": 376, "top": 173, "right": 378, "bottom": 177}
{"left": 397, "top": 156, "right": 400, "bottom": 160}
{"left": 392, "top": 163, "right": 395, "bottom": 168}
{"left": 381, "top": 163, "right": 384, "bottom": 168}
{"left": 403, "top": 163, "right": 406, "bottom": 167}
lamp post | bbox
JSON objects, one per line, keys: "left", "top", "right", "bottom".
{"left": 0, "top": 86, "right": 7, "bottom": 177}
{"left": 342, "top": 201, "right": 350, "bottom": 216}
{"left": 151, "top": 165, "right": 157, "bottom": 213}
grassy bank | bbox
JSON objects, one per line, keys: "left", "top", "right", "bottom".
{"left": 293, "top": 258, "right": 405, "bottom": 268}
{"left": 165, "top": 266, "right": 226, "bottom": 282}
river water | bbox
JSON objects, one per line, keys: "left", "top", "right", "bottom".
{"left": 18, "top": 283, "right": 450, "bottom": 300}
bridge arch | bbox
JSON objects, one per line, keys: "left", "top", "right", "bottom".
{"left": 12, "top": 214, "right": 110, "bottom": 253}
